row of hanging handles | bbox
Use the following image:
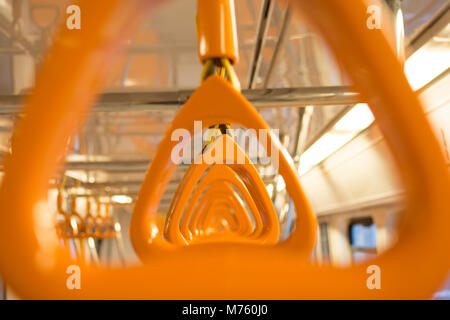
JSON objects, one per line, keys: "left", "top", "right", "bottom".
{"left": 55, "top": 175, "right": 125, "bottom": 266}
{"left": 56, "top": 186, "right": 117, "bottom": 240}
{"left": 0, "top": 0, "right": 448, "bottom": 299}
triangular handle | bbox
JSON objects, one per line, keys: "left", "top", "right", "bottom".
{"left": 181, "top": 182, "right": 254, "bottom": 241}
{"left": 131, "top": 77, "right": 317, "bottom": 258}
{"left": 193, "top": 189, "right": 248, "bottom": 238}
{"left": 165, "top": 134, "right": 279, "bottom": 245}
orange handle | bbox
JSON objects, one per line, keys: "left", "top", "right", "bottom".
{"left": 190, "top": 183, "right": 249, "bottom": 236}
{"left": 129, "top": 77, "right": 317, "bottom": 260}
{"left": 197, "top": 0, "right": 239, "bottom": 64}
{"left": 168, "top": 164, "right": 255, "bottom": 242}
{"left": 165, "top": 135, "right": 279, "bottom": 245}
{"left": 184, "top": 180, "right": 257, "bottom": 240}
{"left": 200, "top": 198, "right": 238, "bottom": 232}
{"left": 180, "top": 181, "right": 254, "bottom": 241}
{"left": 0, "top": 0, "right": 448, "bottom": 299}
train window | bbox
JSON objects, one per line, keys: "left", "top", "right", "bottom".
{"left": 348, "top": 217, "right": 377, "bottom": 264}
{"left": 319, "top": 222, "right": 330, "bottom": 264}
{"left": 0, "top": 32, "right": 13, "bottom": 94}
{"left": 0, "top": 275, "right": 4, "bottom": 300}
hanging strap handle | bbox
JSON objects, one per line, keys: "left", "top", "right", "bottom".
{"left": 196, "top": 0, "right": 239, "bottom": 65}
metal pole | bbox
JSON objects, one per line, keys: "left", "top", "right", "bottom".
{"left": 0, "top": 86, "right": 362, "bottom": 114}
{"left": 262, "top": 5, "right": 292, "bottom": 88}
{"left": 246, "top": 0, "right": 274, "bottom": 88}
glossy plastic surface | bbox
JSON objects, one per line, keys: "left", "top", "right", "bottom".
{"left": 165, "top": 134, "right": 279, "bottom": 245}
{"left": 188, "top": 183, "right": 250, "bottom": 237}
{"left": 197, "top": 0, "right": 239, "bottom": 64}
{"left": 130, "top": 76, "right": 316, "bottom": 260}
{"left": 0, "top": 0, "right": 448, "bottom": 299}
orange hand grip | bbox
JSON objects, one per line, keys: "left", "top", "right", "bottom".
{"left": 91, "top": 200, "right": 104, "bottom": 239}
{"left": 56, "top": 191, "right": 70, "bottom": 239}
{"left": 130, "top": 76, "right": 316, "bottom": 260}
{"left": 101, "top": 200, "right": 116, "bottom": 239}
{"left": 191, "top": 184, "right": 248, "bottom": 236}
{"left": 154, "top": 182, "right": 257, "bottom": 246}
{"left": 165, "top": 134, "right": 279, "bottom": 245}
{"left": 0, "top": 0, "right": 448, "bottom": 299}
{"left": 166, "top": 166, "right": 254, "bottom": 243}
{"left": 56, "top": 191, "right": 84, "bottom": 240}
{"left": 197, "top": 0, "right": 239, "bottom": 64}
{"left": 180, "top": 181, "right": 255, "bottom": 241}
{"left": 91, "top": 201, "right": 115, "bottom": 239}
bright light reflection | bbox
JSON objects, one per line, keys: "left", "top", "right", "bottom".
{"left": 111, "top": 195, "right": 133, "bottom": 204}
{"left": 266, "top": 184, "right": 274, "bottom": 197}
{"left": 334, "top": 104, "right": 374, "bottom": 132}
{"left": 405, "top": 25, "right": 450, "bottom": 90}
{"left": 299, "top": 103, "right": 375, "bottom": 175}
{"left": 299, "top": 132, "right": 354, "bottom": 175}
{"left": 276, "top": 177, "right": 286, "bottom": 192}
{"left": 299, "top": 25, "right": 449, "bottom": 176}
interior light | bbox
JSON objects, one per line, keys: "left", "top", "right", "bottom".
{"left": 112, "top": 195, "right": 133, "bottom": 204}
{"left": 405, "top": 25, "right": 450, "bottom": 90}
{"left": 299, "top": 132, "right": 354, "bottom": 175}
{"left": 405, "top": 47, "right": 449, "bottom": 90}
{"left": 334, "top": 104, "right": 375, "bottom": 132}
{"left": 298, "top": 100, "right": 373, "bottom": 176}
{"left": 298, "top": 24, "right": 449, "bottom": 177}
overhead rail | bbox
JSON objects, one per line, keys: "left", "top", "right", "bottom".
{"left": 0, "top": 85, "right": 361, "bottom": 115}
